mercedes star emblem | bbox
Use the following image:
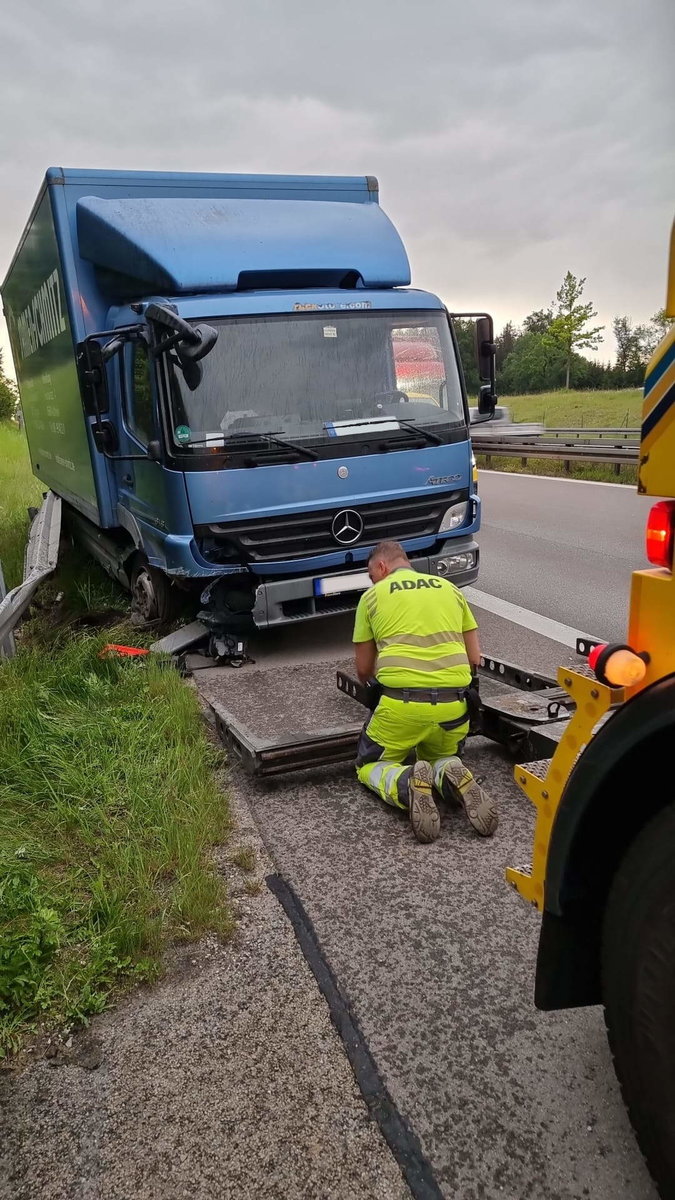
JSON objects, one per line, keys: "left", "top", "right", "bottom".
{"left": 331, "top": 508, "right": 364, "bottom": 545}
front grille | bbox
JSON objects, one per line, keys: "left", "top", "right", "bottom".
{"left": 196, "top": 489, "right": 464, "bottom": 564}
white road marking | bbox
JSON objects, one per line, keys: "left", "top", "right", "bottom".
{"left": 478, "top": 469, "right": 631, "bottom": 489}
{"left": 464, "top": 586, "right": 592, "bottom": 648}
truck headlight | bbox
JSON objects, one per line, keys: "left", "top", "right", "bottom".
{"left": 439, "top": 501, "right": 469, "bottom": 532}
{"left": 436, "top": 551, "right": 475, "bottom": 575}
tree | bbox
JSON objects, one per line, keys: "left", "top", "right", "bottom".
{"left": 644, "top": 308, "right": 674, "bottom": 356}
{"left": 612, "top": 316, "right": 651, "bottom": 385}
{"left": 522, "top": 308, "right": 554, "bottom": 335}
{"left": 545, "top": 272, "right": 604, "bottom": 389}
{"left": 651, "top": 308, "right": 673, "bottom": 337}
{"left": 0, "top": 349, "right": 18, "bottom": 421}
{"left": 495, "top": 320, "right": 519, "bottom": 370}
{"left": 500, "top": 331, "right": 566, "bottom": 394}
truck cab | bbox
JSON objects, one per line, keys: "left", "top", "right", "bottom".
{"left": 3, "top": 170, "right": 495, "bottom": 630}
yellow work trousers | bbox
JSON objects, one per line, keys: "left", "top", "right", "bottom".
{"left": 355, "top": 694, "right": 469, "bottom": 809}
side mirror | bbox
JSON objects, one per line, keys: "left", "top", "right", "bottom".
{"left": 177, "top": 323, "right": 219, "bottom": 365}
{"left": 477, "top": 385, "right": 496, "bottom": 416}
{"left": 145, "top": 302, "right": 218, "bottom": 369}
{"left": 78, "top": 339, "right": 110, "bottom": 416}
{"left": 475, "top": 316, "right": 495, "bottom": 383}
{"left": 446, "top": 310, "right": 498, "bottom": 414}
{"left": 147, "top": 440, "right": 162, "bottom": 462}
{"left": 475, "top": 316, "right": 497, "bottom": 413}
{"left": 180, "top": 360, "right": 203, "bottom": 392}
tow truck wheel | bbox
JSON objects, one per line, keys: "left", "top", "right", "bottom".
{"left": 130, "top": 556, "right": 181, "bottom": 624}
{"left": 602, "top": 803, "right": 675, "bottom": 1199}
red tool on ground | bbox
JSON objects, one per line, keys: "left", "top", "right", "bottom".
{"left": 99, "top": 644, "right": 150, "bottom": 659}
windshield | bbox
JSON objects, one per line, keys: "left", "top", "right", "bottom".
{"left": 165, "top": 310, "right": 465, "bottom": 452}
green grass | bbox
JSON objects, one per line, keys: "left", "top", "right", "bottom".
{"left": 231, "top": 845, "right": 256, "bottom": 873}
{"left": 0, "top": 423, "right": 43, "bottom": 589}
{"left": 505, "top": 388, "right": 642, "bottom": 428}
{"left": 0, "top": 423, "right": 232, "bottom": 1057}
{"left": 477, "top": 389, "right": 643, "bottom": 484}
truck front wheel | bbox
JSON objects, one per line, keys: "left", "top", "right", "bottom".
{"left": 602, "top": 803, "right": 675, "bottom": 1198}
{"left": 130, "top": 557, "right": 181, "bottom": 624}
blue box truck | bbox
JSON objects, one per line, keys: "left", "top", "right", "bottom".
{"left": 1, "top": 169, "right": 495, "bottom": 631}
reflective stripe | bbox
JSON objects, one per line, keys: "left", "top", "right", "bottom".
{"left": 377, "top": 630, "right": 463, "bottom": 650}
{"left": 377, "top": 652, "right": 469, "bottom": 671}
{"left": 367, "top": 761, "right": 402, "bottom": 796}
{"left": 358, "top": 759, "right": 409, "bottom": 807}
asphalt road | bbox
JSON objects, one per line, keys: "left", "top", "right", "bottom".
{"left": 192, "top": 472, "right": 658, "bottom": 1199}
{"left": 475, "top": 471, "right": 651, "bottom": 644}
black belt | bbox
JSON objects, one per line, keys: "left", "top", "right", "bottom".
{"left": 381, "top": 685, "right": 468, "bottom": 704}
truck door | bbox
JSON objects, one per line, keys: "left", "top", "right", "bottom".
{"left": 114, "top": 340, "right": 172, "bottom": 537}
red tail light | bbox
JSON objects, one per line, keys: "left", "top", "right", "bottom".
{"left": 646, "top": 500, "right": 675, "bottom": 570}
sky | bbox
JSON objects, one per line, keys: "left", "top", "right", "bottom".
{"left": 1, "top": 0, "right": 673, "bottom": 378}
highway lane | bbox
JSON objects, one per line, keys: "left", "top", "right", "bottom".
{"left": 475, "top": 471, "right": 652, "bottom": 643}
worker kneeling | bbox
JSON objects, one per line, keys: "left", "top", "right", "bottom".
{"left": 353, "top": 541, "right": 498, "bottom": 843}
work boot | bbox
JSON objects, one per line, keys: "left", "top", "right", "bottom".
{"left": 439, "top": 757, "right": 498, "bottom": 837}
{"left": 408, "top": 760, "right": 440, "bottom": 843}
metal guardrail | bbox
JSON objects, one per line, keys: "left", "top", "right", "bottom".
{"left": 0, "top": 563, "right": 16, "bottom": 658}
{"left": 534, "top": 427, "right": 639, "bottom": 442}
{"left": 0, "top": 492, "right": 62, "bottom": 656}
{"left": 472, "top": 427, "right": 639, "bottom": 474}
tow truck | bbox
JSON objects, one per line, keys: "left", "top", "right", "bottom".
{"left": 505, "top": 221, "right": 675, "bottom": 1199}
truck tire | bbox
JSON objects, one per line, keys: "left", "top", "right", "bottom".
{"left": 130, "top": 557, "right": 181, "bottom": 624}
{"left": 602, "top": 802, "right": 675, "bottom": 1199}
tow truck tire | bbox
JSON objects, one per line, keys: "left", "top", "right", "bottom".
{"left": 130, "top": 556, "right": 181, "bottom": 624}
{"left": 602, "top": 803, "right": 675, "bottom": 1199}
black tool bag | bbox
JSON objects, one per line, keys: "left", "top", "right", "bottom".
{"left": 361, "top": 678, "right": 382, "bottom": 711}
{"left": 465, "top": 671, "right": 481, "bottom": 734}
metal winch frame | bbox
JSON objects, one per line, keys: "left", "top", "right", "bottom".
{"left": 209, "top": 653, "right": 588, "bottom": 778}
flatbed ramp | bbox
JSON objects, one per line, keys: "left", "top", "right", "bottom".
{"left": 198, "top": 656, "right": 574, "bottom": 777}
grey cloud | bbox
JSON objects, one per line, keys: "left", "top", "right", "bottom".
{"left": 1, "top": 0, "right": 673, "bottom": 371}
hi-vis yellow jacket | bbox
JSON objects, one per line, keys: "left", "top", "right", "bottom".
{"left": 352, "top": 567, "right": 477, "bottom": 689}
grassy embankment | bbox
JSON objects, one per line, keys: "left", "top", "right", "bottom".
{"left": 476, "top": 388, "right": 642, "bottom": 484}
{"left": 0, "top": 423, "right": 231, "bottom": 1058}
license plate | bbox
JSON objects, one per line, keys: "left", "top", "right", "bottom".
{"left": 314, "top": 571, "right": 371, "bottom": 597}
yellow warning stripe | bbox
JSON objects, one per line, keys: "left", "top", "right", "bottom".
{"left": 641, "top": 393, "right": 675, "bottom": 454}
{"left": 643, "top": 357, "right": 675, "bottom": 417}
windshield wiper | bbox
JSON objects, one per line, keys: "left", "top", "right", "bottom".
{"left": 224, "top": 430, "right": 319, "bottom": 461}
{"left": 178, "top": 430, "right": 318, "bottom": 461}
{"left": 389, "top": 419, "right": 444, "bottom": 446}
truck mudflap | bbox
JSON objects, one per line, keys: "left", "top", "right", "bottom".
{"left": 506, "top": 664, "right": 624, "bottom": 910}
